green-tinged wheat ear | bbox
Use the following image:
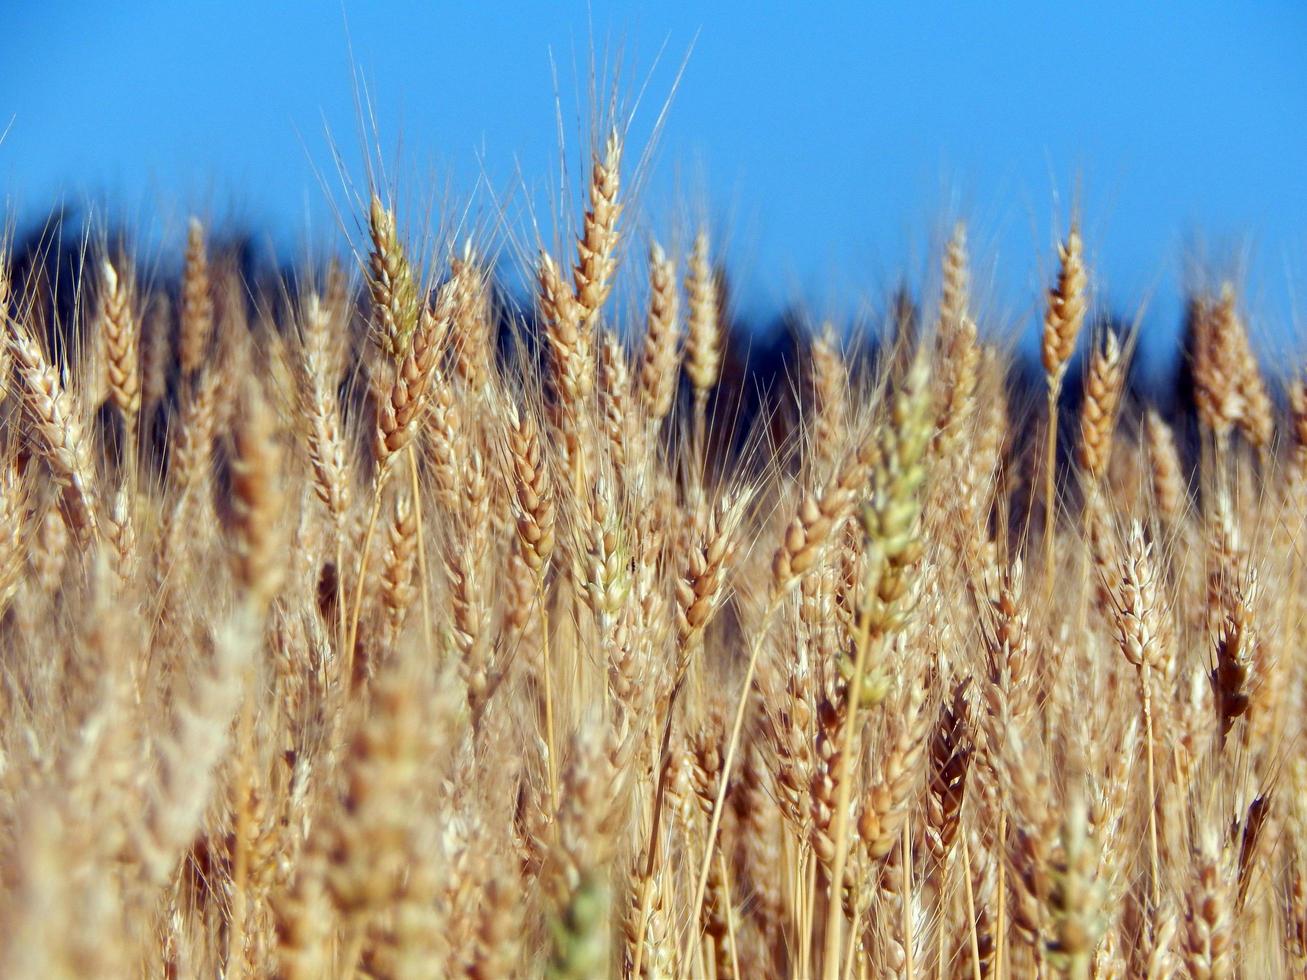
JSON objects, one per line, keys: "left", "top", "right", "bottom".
{"left": 860, "top": 348, "right": 934, "bottom": 636}
{"left": 374, "top": 273, "right": 458, "bottom": 468}
{"left": 1044, "top": 789, "right": 1105, "bottom": 980}
{"left": 547, "top": 874, "right": 609, "bottom": 980}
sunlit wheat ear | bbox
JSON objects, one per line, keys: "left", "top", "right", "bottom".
{"left": 1221, "top": 288, "right": 1273, "bottom": 453}
{"left": 573, "top": 128, "right": 623, "bottom": 326}
{"left": 163, "top": 363, "right": 221, "bottom": 566}
{"left": 1111, "top": 521, "right": 1166, "bottom": 905}
{"left": 105, "top": 484, "right": 137, "bottom": 590}
{"left": 367, "top": 194, "right": 421, "bottom": 358}
{"left": 230, "top": 382, "right": 284, "bottom": 610}
{"left": 1183, "top": 829, "right": 1235, "bottom": 979}
{"left": 924, "top": 678, "right": 972, "bottom": 865}
{"left": 273, "top": 852, "right": 332, "bottom": 980}
{"left": 546, "top": 720, "right": 630, "bottom": 979}
{"left": 5, "top": 316, "right": 98, "bottom": 545}
{"left": 1210, "top": 572, "right": 1257, "bottom": 745}
{"left": 134, "top": 600, "right": 256, "bottom": 888}
{"left": 577, "top": 476, "right": 629, "bottom": 644}
{"left": 1077, "top": 329, "right": 1124, "bottom": 482}
{"left": 505, "top": 400, "right": 557, "bottom": 578}
{"left": 934, "top": 322, "right": 979, "bottom": 481}
{"left": 378, "top": 487, "right": 418, "bottom": 645}
{"left": 297, "top": 294, "right": 351, "bottom": 531}
{"left": 854, "top": 673, "right": 929, "bottom": 861}
{"left": 769, "top": 420, "right": 884, "bottom": 604}
{"left": 810, "top": 324, "right": 849, "bottom": 477}
{"left": 0, "top": 457, "right": 26, "bottom": 608}
{"left": 1045, "top": 787, "right": 1106, "bottom": 980}
{"left": 1289, "top": 372, "right": 1307, "bottom": 488}
{"left": 427, "top": 366, "right": 463, "bottom": 513}
{"left": 598, "top": 330, "right": 636, "bottom": 473}
{"left": 639, "top": 240, "right": 680, "bottom": 428}
{"left": 374, "top": 274, "right": 458, "bottom": 469}
{"left": 1193, "top": 284, "right": 1253, "bottom": 446}
{"left": 180, "top": 217, "right": 213, "bottom": 379}
{"left": 674, "top": 490, "right": 746, "bottom": 665}
{"left": 685, "top": 227, "right": 722, "bottom": 406}
{"left": 450, "top": 449, "right": 492, "bottom": 717}
{"left": 450, "top": 242, "right": 494, "bottom": 396}
{"left": 99, "top": 259, "right": 140, "bottom": 438}
{"left": 538, "top": 249, "right": 589, "bottom": 408}
{"left": 320, "top": 652, "right": 425, "bottom": 963}
{"left": 1041, "top": 225, "right": 1087, "bottom": 387}
{"left": 468, "top": 868, "right": 524, "bottom": 979}
{"left": 1144, "top": 409, "right": 1187, "bottom": 523}
{"left": 932, "top": 224, "right": 978, "bottom": 465}
{"left": 771, "top": 484, "right": 854, "bottom": 598}
{"left": 1039, "top": 222, "right": 1088, "bottom": 592}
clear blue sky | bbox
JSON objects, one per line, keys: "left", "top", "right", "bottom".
{"left": 2, "top": 2, "right": 1306, "bottom": 364}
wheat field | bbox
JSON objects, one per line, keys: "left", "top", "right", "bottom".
{"left": 0, "top": 123, "right": 1302, "bottom": 979}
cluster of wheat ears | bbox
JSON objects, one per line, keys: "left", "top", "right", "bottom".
{"left": 0, "top": 121, "right": 1303, "bottom": 979}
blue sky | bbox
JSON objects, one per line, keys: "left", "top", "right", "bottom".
{"left": 2, "top": 2, "right": 1306, "bottom": 365}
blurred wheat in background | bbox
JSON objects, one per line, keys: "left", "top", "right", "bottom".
{"left": 0, "top": 87, "right": 1305, "bottom": 978}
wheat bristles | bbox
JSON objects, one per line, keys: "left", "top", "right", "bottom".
{"left": 0, "top": 105, "right": 1302, "bottom": 980}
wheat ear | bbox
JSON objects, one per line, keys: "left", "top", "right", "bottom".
{"left": 1039, "top": 225, "right": 1087, "bottom": 596}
